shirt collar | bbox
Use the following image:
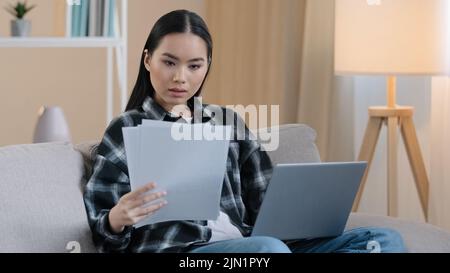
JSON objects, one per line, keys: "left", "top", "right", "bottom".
{"left": 141, "top": 96, "right": 214, "bottom": 124}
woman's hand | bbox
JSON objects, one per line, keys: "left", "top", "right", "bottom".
{"left": 108, "top": 182, "right": 167, "bottom": 234}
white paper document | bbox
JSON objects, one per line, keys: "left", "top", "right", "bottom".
{"left": 122, "top": 120, "right": 232, "bottom": 227}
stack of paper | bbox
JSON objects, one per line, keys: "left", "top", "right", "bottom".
{"left": 122, "top": 120, "right": 232, "bottom": 227}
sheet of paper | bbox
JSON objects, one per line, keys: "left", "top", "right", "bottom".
{"left": 122, "top": 127, "right": 139, "bottom": 184}
{"left": 122, "top": 120, "right": 231, "bottom": 227}
{"left": 123, "top": 121, "right": 176, "bottom": 184}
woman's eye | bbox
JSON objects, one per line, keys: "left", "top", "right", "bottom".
{"left": 164, "top": 60, "right": 175, "bottom": 66}
{"left": 189, "top": 64, "right": 201, "bottom": 70}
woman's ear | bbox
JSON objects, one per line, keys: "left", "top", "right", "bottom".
{"left": 143, "top": 50, "right": 151, "bottom": 72}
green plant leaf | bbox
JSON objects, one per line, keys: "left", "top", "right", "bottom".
{"left": 5, "top": 1, "right": 36, "bottom": 19}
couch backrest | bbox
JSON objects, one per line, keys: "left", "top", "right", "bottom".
{"left": 257, "top": 124, "right": 321, "bottom": 164}
{"left": 0, "top": 142, "right": 97, "bottom": 253}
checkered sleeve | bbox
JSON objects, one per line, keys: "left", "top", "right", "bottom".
{"left": 83, "top": 115, "right": 135, "bottom": 253}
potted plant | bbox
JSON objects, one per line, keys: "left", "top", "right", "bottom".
{"left": 4, "top": 1, "right": 36, "bottom": 37}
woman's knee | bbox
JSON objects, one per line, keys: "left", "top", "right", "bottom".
{"left": 247, "top": 236, "right": 291, "bottom": 253}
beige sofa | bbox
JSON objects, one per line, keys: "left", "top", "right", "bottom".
{"left": 1, "top": 124, "right": 449, "bottom": 253}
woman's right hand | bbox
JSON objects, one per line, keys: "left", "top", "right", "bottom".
{"left": 108, "top": 182, "right": 167, "bottom": 234}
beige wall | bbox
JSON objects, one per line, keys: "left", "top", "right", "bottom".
{"left": 0, "top": 0, "right": 205, "bottom": 146}
{"left": 204, "top": 0, "right": 306, "bottom": 127}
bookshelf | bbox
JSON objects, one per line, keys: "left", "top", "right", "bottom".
{"left": 0, "top": 0, "right": 128, "bottom": 124}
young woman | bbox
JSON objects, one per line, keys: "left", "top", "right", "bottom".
{"left": 83, "top": 9, "right": 406, "bottom": 253}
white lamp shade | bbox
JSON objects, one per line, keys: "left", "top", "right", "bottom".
{"left": 335, "top": 0, "right": 450, "bottom": 75}
{"left": 33, "top": 106, "right": 71, "bottom": 143}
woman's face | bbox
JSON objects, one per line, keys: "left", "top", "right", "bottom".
{"left": 144, "top": 32, "right": 209, "bottom": 112}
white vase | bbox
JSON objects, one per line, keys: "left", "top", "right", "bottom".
{"left": 11, "top": 19, "right": 31, "bottom": 37}
{"left": 33, "top": 106, "right": 71, "bottom": 143}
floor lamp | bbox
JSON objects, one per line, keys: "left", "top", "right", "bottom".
{"left": 334, "top": 0, "right": 450, "bottom": 221}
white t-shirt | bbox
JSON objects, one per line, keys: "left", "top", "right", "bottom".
{"left": 207, "top": 211, "right": 244, "bottom": 242}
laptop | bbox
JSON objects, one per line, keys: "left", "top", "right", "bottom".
{"left": 251, "top": 162, "right": 367, "bottom": 240}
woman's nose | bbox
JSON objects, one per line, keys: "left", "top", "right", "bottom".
{"left": 173, "top": 67, "right": 186, "bottom": 84}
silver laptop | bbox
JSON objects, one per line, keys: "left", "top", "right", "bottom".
{"left": 251, "top": 162, "right": 367, "bottom": 240}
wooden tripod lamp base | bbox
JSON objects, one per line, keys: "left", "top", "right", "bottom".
{"left": 352, "top": 77, "right": 429, "bottom": 221}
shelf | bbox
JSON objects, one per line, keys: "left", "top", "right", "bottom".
{"left": 0, "top": 0, "right": 128, "bottom": 124}
{"left": 0, "top": 37, "right": 123, "bottom": 48}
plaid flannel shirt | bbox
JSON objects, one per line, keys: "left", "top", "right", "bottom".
{"left": 83, "top": 96, "right": 273, "bottom": 253}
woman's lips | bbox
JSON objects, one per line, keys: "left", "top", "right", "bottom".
{"left": 168, "top": 88, "right": 188, "bottom": 98}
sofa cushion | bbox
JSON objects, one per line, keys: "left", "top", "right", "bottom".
{"left": 257, "top": 124, "right": 321, "bottom": 165}
{"left": 74, "top": 141, "right": 99, "bottom": 192}
{"left": 0, "top": 142, "right": 96, "bottom": 253}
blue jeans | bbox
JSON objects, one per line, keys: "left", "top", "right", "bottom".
{"left": 188, "top": 227, "right": 406, "bottom": 253}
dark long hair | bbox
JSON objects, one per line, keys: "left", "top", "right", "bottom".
{"left": 125, "top": 10, "right": 213, "bottom": 112}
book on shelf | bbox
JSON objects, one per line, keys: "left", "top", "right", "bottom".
{"left": 66, "top": 0, "right": 117, "bottom": 38}
{"left": 108, "top": 0, "right": 116, "bottom": 37}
